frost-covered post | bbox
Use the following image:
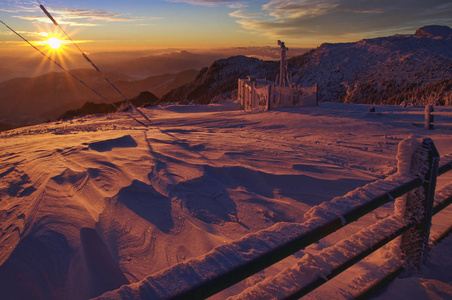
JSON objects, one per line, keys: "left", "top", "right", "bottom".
{"left": 425, "top": 105, "right": 434, "bottom": 130}
{"left": 252, "top": 81, "right": 256, "bottom": 110}
{"left": 395, "top": 136, "right": 440, "bottom": 270}
{"left": 267, "top": 84, "right": 272, "bottom": 111}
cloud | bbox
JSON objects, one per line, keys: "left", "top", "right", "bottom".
{"left": 0, "top": 30, "right": 48, "bottom": 37}
{"left": 50, "top": 8, "right": 133, "bottom": 22}
{"left": 228, "top": 3, "right": 248, "bottom": 9}
{"left": 229, "top": 0, "right": 452, "bottom": 44}
{"left": 169, "top": 0, "right": 237, "bottom": 6}
{"left": 2, "top": 2, "right": 159, "bottom": 27}
{"left": 12, "top": 15, "right": 99, "bottom": 27}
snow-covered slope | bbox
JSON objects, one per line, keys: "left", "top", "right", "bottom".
{"left": 291, "top": 25, "right": 452, "bottom": 105}
{"left": 161, "top": 26, "right": 451, "bottom": 107}
{"left": 0, "top": 102, "right": 451, "bottom": 299}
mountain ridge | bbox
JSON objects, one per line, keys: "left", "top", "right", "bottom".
{"left": 161, "top": 55, "right": 279, "bottom": 104}
{"left": 0, "top": 69, "right": 198, "bottom": 129}
{"left": 162, "top": 25, "right": 451, "bottom": 106}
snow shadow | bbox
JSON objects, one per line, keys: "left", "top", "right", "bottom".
{"left": 77, "top": 227, "right": 129, "bottom": 299}
{"left": 0, "top": 230, "right": 73, "bottom": 299}
{"left": 115, "top": 180, "right": 174, "bottom": 233}
{"left": 171, "top": 174, "right": 238, "bottom": 224}
{"left": 6, "top": 173, "right": 36, "bottom": 197}
{"left": 88, "top": 135, "right": 137, "bottom": 152}
{"left": 161, "top": 102, "right": 241, "bottom": 113}
{"left": 199, "top": 165, "right": 372, "bottom": 207}
{"left": 157, "top": 117, "right": 260, "bottom": 130}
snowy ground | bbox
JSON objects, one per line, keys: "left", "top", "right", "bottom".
{"left": 0, "top": 101, "right": 451, "bottom": 299}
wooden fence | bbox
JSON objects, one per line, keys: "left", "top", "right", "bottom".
{"left": 97, "top": 137, "right": 452, "bottom": 300}
{"left": 371, "top": 105, "right": 452, "bottom": 130}
{"left": 424, "top": 105, "right": 452, "bottom": 129}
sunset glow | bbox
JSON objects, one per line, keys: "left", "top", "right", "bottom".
{"left": 0, "top": 0, "right": 450, "bottom": 54}
{"left": 47, "top": 37, "right": 61, "bottom": 49}
{"left": 0, "top": 1, "right": 451, "bottom": 299}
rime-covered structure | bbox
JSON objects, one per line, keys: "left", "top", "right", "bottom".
{"left": 238, "top": 41, "right": 318, "bottom": 111}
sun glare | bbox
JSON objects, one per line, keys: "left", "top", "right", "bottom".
{"left": 47, "top": 37, "right": 61, "bottom": 49}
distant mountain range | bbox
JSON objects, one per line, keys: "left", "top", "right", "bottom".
{"left": 0, "top": 48, "right": 299, "bottom": 130}
{"left": 0, "top": 67, "right": 197, "bottom": 128}
{"left": 1, "top": 26, "right": 451, "bottom": 131}
{"left": 98, "top": 51, "right": 221, "bottom": 79}
{"left": 162, "top": 25, "right": 452, "bottom": 106}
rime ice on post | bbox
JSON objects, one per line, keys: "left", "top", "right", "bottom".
{"left": 395, "top": 136, "right": 440, "bottom": 270}
{"left": 425, "top": 105, "right": 434, "bottom": 130}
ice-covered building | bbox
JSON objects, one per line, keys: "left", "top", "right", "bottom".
{"left": 238, "top": 41, "right": 318, "bottom": 111}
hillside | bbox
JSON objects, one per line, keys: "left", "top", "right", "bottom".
{"left": 115, "top": 69, "right": 199, "bottom": 98}
{"left": 0, "top": 102, "right": 451, "bottom": 299}
{"left": 291, "top": 25, "right": 452, "bottom": 105}
{"left": 161, "top": 55, "right": 279, "bottom": 104}
{"left": 60, "top": 91, "right": 159, "bottom": 119}
{"left": 0, "top": 69, "right": 197, "bottom": 129}
{"left": 159, "top": 26, "right": 451, "bottom": 106}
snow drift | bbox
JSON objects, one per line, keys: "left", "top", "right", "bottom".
{"left": 0, "top": 102, "right": 451, "bottom": 299}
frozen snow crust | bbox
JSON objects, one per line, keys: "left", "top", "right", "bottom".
{"left": 0, "top": 102, "right": 451, "bottom": 299}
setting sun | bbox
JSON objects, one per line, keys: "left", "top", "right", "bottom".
{"left": 47, "top": 37, "right": 61, "bottom": 49}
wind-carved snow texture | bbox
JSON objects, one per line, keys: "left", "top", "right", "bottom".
{"left": 95, "top": 174, "right": 414, "bottom": 300}
{"left": 1, "top": 102, "right": 451, "bottom": 299}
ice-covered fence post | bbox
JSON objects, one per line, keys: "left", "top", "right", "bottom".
{"left": 267, "top": 84, "right": 272, "bottom": 111}
{"left": 252, "top": 81, "right": 256, "bottom": 110}
{"left": 238, "top": 79, "right": 242, "bottom": 107}
{"left": 425, "top": 105, "right": 434, "bottom": 130}
{"left": 395, "top": 136, "right": 440, "bottom": 270}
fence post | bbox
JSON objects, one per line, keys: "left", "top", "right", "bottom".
{"left": 267, "top": 84, "right": 272, "bottom": 111}
{"left": 395, "top": 136, "right": 440, "bottom": 270}
{"left": 425, "top": 105, "right": 434, "bottom": 130}
{"left": 252, "top": 81, "right": 256, "bottom": 110}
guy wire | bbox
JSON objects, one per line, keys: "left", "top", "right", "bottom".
{"left": 0, "top": 20, "right": 148, "bottom": 128}
{"left": 36, "top": 1, "right": 153, "bottom": 126}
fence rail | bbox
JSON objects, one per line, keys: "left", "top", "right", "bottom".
{"left": 371, "top": 105, "right": 452, "bottom": 130}
{"left": 96, "top": 138, "right": 452, "bottom": 300}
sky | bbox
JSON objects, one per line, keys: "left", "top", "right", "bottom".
{"left": 0, "top": 0, "right": 451, "bottom": 55}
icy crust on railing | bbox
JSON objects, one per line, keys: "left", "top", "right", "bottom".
{"left": 303, "top": 174, "right": 414, "bottom": 222}
{"left": 94, "top": 222, "right": 318, "bottom": 300}
{"left": 229, "top": 216, "right": 406, "bottom": 299}
{"left": 94, "top": 175, "right": 414, "bottom": 300}
{"left": 434, "top": 182, "right": 452, "bottom": 206}
{"left": 440, "top": 153, "right": 452, "bottom": 173}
